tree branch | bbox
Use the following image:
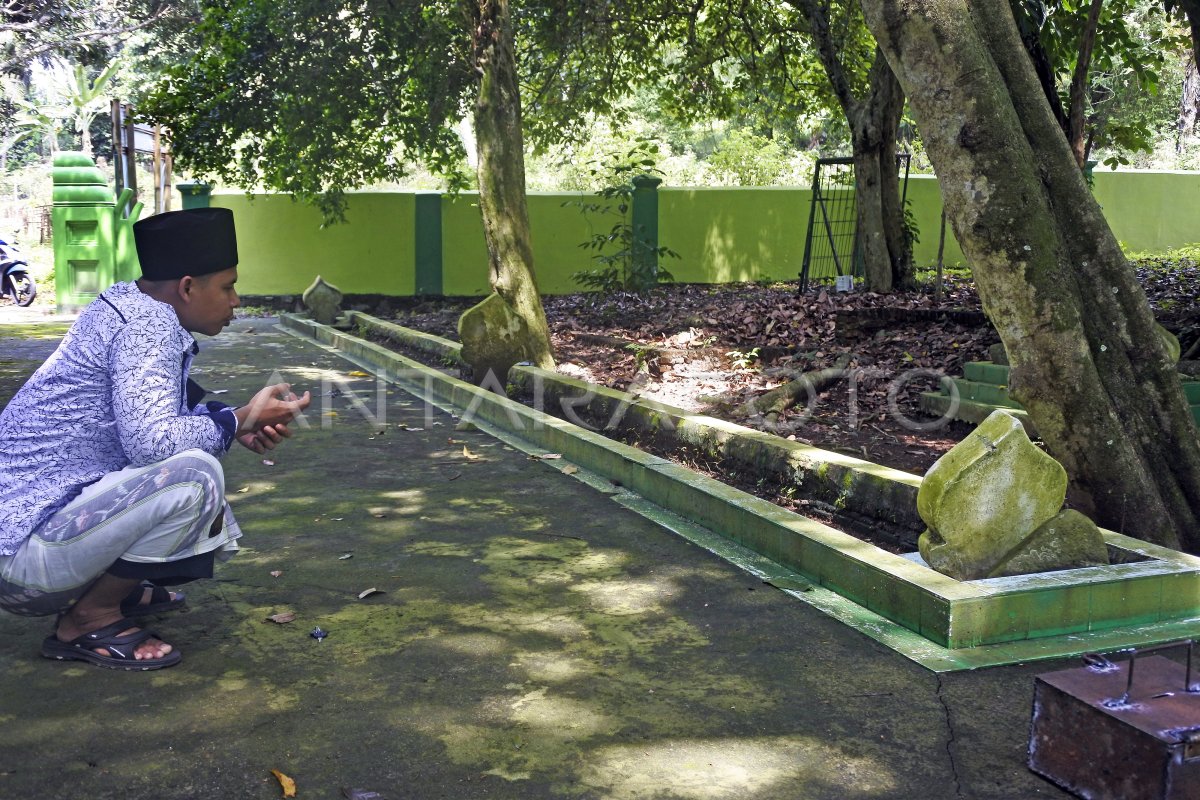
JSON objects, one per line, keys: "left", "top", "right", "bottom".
{"left": 782, "top": 0, "right": 858, "bottom": 114}
{"left": 1065, "top": 0, "right": 1104, "bottom": 169}
{"left": 2, "top": 5, "right": 172, "bottom": 74}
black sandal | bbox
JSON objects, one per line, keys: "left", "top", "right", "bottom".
{"left": 41, "top": 618, "right": 182, "bottom": 670}
{"left": 120, "top": 581, "right": 186, "bottom": 617}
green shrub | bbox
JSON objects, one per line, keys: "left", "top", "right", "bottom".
{"left": 567, "top": 139, "right": 679, "bottom": 295}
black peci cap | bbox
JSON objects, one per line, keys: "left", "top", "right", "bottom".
{"left": 134, "top": 208, "right": 238, "bottom": 281}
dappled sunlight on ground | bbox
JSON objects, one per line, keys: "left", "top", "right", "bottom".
{"left": 579, "top": 736, "right": 897, "bottom": 799}
{"left": 0, "top": 318, "right": 1068, "bottom": 799}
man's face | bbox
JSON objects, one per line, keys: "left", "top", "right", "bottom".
{"left": 180, "top": 267, "right": 240, "bottom": 336}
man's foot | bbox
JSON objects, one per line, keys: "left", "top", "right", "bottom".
{"left": 120, "top": 582, "right": 186, "bottom": 616}
{"left": 43, "top": 615, "right": 180, "bottom": 670}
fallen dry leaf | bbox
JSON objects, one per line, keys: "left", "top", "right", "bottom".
{"left": 262, "top": 459, "right": 275, "bottom": 466}
{"left": 462, "top": 445, "right": 481, "bottom": 461}
{"left": 270, "top": 570, "right": 283, "bottom": 578}
{"left": 347, "top": 370, "right": 371, "bottom": 378}
{"left": 236, "top": 486, "right": 250, "bottom": 493}
{"left": 271, "top": 769, "right": 297, "bottom": 798}
{"left": 265, "top": 612, "right": 296, "bottom": 624}
{"left": 563, "top": 465, "right": 579, "bottom": 475}
{"left": 531, "top": 453, "right": 563, "bottom": 460}
{"left": 358, "top": 587, "right": 384, "bottom": 600}
{"left": 339, "top": 553, "right": 354, "bottom": 560}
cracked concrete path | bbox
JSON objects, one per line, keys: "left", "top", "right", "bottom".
{"left": 0, "top": 318, "right": 1070, "bottom": 799}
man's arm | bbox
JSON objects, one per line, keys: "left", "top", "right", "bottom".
{"left": 111, "top": 325, "right": 232, "bottom": 465}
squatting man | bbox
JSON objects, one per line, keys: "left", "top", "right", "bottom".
{"left": 0, "top": 208, "right": 311, "bottom": 670}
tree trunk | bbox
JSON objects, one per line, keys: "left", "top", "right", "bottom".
{"left": 862, "top": 0, "right": 1200, "bottom": 551}
{"left": 1064, "top": 0, "right": 1104, "bottom": 170}
{"left": 787, "top": 0, "right": 911, "bottom": 292}
{"left": 468, "top": 0, "right": 554, "bottom": 370}
{"left": 1179, "top": 57, "right": 1199, "bottom": 154}
{"left": 849, "top": 53, "right": 911, "bottom": 291}
{"left": 1182, "top": 0, "right": 1200, "bottom": 78}
{"left": 1011, "top": 0, "right": 1069, "bottom": 132}
{"left": 80, "top": 118, "right": 92, "bottom": 158}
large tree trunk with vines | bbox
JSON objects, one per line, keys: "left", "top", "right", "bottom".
{"left": 861, "top": 0, "right": 1200, "bottom": 551}
{"left": 468, "top": 0, "right": 555, "bottom": 370}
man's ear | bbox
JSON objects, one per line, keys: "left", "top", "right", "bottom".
{"left": 177, "top": 276, "right": 196, "bottom": 302}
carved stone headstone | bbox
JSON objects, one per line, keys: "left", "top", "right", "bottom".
{"left": 302, "top": 275, "right": 344, "bottom": 325}
{"left": 458, "top": 292, "right": 529, "bottom": 387}
{"left": 917, "top": 410, "right": 1107, "bottom": 580}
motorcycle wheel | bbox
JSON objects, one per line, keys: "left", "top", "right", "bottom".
{"left": 7, "top": 272, "right": 36, "bottom": 307}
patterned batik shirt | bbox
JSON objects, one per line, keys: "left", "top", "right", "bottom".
{"left": 0, "top": 281, "right": 238, "bottom": 556}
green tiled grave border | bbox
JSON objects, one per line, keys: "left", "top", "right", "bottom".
{"left": 923, "top": 361, "right": 1200, "bottom": 430}
{"left": 342, "top": 311, "right": 929, "bottom": 540}
{"left": 280, "top": 314, "right": 1200, "bottom": 670}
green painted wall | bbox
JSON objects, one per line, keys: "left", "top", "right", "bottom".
{"left": 211, "top": 169, "right": 1200, "bottom": 297}
{"left": 1091, "top": 170, "right": 1200, "bottom": 253}
{"left": 210, "top": 192, "right": 416, "bottom": 296}
{"left": 660, "top": 187, "right": 813, "bottom": 283}
{"left": 905, "top": 175, "right": 966, "bottom": 267}
{"left": 440, "top": 191, "right": 598, "bottom": 296}
{"left": 894, "top": 171, "right": 1200, "bottom": 267}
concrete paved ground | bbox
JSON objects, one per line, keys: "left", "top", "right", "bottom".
{"left": 0, "top": 316, "right": 1071, "bottom": 799}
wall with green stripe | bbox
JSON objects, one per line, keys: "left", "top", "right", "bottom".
{"left": 208, "top": 169, "right": 1200, "bottom": 297}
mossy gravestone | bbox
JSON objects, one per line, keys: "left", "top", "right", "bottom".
{"left": 302, "top": 275, "right": 344, "bottom": 326}
{"left": 917, "top": 410, "right": 1108, "bottom": 580}
{"left": 458, "top": 292, "right": 530, "bottom": 386}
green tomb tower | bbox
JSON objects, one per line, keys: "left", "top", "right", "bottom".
{"left": 51, "top": 151, "right": 142, "bottom": 312}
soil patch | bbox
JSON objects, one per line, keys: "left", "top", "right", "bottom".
{"left": 380, "top": 277, "right": 996, "bottom": 475}
{"left": 374, "top": 263, "right": 1199, "bottom": 478}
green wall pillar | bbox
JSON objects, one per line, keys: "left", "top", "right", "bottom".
{"left": 178, "top": 182, "right": 212, "bottom": 210}
{"left": 631, "top": 174, "right": 662, "bottom": 280}
{"left": 414, "top": 191, "right": 443, "bottom": 296}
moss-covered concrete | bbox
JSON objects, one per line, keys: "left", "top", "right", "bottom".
{"left": 347, "top": 311, "right": 926, "bottom": 543}
{"left": 0, "top": 316, "right": 1074, "bottom": 799}
{"left": 284, "top": 314, "right": 1200, "bottom": 655}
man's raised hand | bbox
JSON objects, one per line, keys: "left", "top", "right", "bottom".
{"left": 235, "top": 383, "right": 311, "bottom": 434}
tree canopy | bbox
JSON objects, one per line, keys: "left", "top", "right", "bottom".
{"left": 1, "top": 0, "right": 177, "bottom": 75}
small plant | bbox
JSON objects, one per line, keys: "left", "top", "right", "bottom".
{"left": 624, "top": 342, "right": 657, "bottom": 372}
{"left": 726, "top": 347, "right": 761, "bottom": 370}
{"left": 902, "top": 197, "right": 920, "bottom": 250}
{"left": 569, "top": 139, "right": 679, "bottom": 295}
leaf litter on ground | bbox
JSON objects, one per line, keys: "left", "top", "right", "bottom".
{"left": 381, "top": 271, "right": 1198, "bottom": 477}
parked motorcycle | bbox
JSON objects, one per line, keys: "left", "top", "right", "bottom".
{"left": 0, "top": 238, "right": 37, "bottom": 307}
